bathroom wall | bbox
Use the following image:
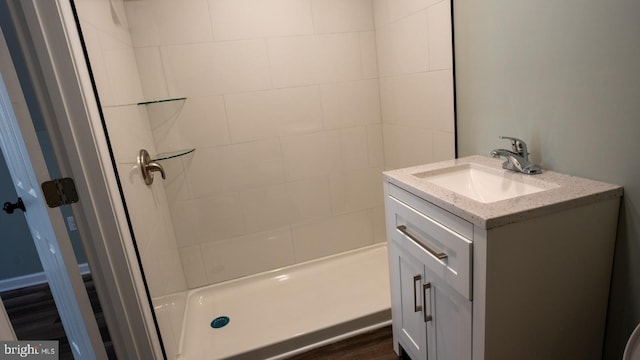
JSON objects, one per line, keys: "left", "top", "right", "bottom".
{"left": 122, "top": 0, "right": 455, "bottom": 289}
{"left": 454, "top": 0, "right": 640, "bottom": 358}
{"left": 74, "top": 0, "right": 187, "bottom": 299}
{"left": 374, "top": 0, "right": 455, "bottom": 169}
{"left": 123, "top": 0, "right": 384, "bottom": 288}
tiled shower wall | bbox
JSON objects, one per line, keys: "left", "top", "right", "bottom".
{"left": 75, "top": 0, "right": 187, "bottom": 298}
{"left": 376, "top": 0, "right": 455, "bottom": 169}
{"left": 122, "top": 0, "right": 455, "bottom": 288}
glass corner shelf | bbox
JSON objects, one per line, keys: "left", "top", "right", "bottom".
{"left": 137, "top": 97, "right": 186, "bottom": 106}
{"left": 152, "top": 148, "right": 195, "bottom": 161}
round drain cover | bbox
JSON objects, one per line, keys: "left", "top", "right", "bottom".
{"left": 211, "top": 316, "right": 230, "bottom": 329}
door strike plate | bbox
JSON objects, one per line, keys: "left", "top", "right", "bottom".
{"left": 41, "top": 177, "right": 79, "bottom": 208}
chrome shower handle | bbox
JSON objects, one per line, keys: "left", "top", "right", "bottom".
{"left": 137, "top": 149, "right": 166, "bottom": 185}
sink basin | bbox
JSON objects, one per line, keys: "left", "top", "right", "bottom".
{"left": 413, "top": 163, "right": 558, "bottom": 203}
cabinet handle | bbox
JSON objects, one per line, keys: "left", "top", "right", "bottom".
{"left": 413, "top": 275, "right": 423, "bottom": 312}
{"left": 397, "top": 225, "right": 448, "bottom": 260}
{"left": 423, "top": 282, "right": 433, "bottom": 322}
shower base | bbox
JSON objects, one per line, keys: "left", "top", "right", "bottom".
{"left": 176, "top": 244, "right": 390, "bottom": 360}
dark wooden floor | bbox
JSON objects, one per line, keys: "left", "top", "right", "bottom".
{"left": 0, "top": 274, "right": 116, "bottom": 359}
{"left": 287, "top": 326, "right": 406, "bottom": 360}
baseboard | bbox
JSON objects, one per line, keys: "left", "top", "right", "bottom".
{"left": 0, "top": 263, "right": 90, "bottom": 292}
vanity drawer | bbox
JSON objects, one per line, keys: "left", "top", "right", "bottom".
{"left": 386, "top": 186, "right": 473, "bottom": 300}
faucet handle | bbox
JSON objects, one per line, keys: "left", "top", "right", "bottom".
{"left": 498, "top": 136, "right": 529, "bottom": 160}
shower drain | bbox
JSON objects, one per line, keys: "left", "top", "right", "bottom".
{"left": 210, "top": 316, "right": 230, "bottom": 329}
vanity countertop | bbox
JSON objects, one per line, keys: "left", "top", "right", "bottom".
{"left": 383, "top": 155, "right": 623, "bottom": 229}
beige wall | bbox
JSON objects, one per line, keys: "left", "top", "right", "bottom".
{"left": 454, "top": 1, "right": 640, "bottom": 358}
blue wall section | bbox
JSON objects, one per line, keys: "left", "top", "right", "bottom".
{"left": 454, "top": 1, "right": 640, "bottom": 358}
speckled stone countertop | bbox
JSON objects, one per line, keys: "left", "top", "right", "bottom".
{"left": 384, "top": 155, "right": 623, "bottom": 229}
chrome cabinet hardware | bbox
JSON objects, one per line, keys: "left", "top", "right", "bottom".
{"left": 413, "top": 275, "right": 423, "bottom": 312}
{"left": 397, "top": 225, "right": 448, "bottom": 260}
{"left": 137, "top": 149, "right": 166, "bottom": 185}
{"left": 423, "top": 282, "right": 432, "bottom": 322}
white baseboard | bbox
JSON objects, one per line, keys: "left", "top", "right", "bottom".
{"left": 0, "top": 263, "right": 90, "bottom": 292}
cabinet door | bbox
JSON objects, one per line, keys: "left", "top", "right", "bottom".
{"left": 426, "top": 274, "right": 472, "bottom": 360}
{"left": 396, "top": 251, "right": 428, "bottom": 360}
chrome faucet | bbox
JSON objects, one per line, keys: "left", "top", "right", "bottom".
{"left": 490, "top": 136, "right": 542, "bottom": 175}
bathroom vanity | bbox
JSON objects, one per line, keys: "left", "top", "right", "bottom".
{"left": 384, "top": 155, "right": 623, "bottom": 360}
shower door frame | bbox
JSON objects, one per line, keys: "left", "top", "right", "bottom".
{"left": 3, "top": 0, "right": 164, "bottom": 358}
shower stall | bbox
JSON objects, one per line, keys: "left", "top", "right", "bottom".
{"left": 27, "top": 0, "right": 455, "bottom": 358}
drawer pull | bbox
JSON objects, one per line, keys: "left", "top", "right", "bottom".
{"left": 397, "top": 225, "right": 448, "bottom": 260}
{"left": 413, "top": 275, "right": 422, "bottom": 312}
{"left": 423, "top": 282, "right": 433, "bottom": 322}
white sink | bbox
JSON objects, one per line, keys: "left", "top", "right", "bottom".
{"left": 413, "top": 163, "right": 558, "bottom": 203}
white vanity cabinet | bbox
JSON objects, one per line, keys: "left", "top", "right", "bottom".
{"left": 386, "top": 183, "right": 472, "bottom": 360}
{"left": 384, "top": 156, "right": 623, "bottom": 360}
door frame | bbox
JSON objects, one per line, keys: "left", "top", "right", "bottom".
{"left": 2, "top": 0, "right": 164, "bottom": 358}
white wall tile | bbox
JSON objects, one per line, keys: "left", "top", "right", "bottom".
{"left": 281, "top": 132, "right": 341, "bottom": 181}
{"left": 75, "top": 0, "right": 132, "bottom": 45}
{"left": 101, "top": 35, "right": 145, "bottom": 105}
{"left": 432, "top": 130, "right": 455, "bottom": 162}
{"left": 134, "top": 47, "right": 169, "bottom": 102}
{"left": 210, "top": 0, "right": 314, "bottom": 40}
{"left": 117, "top": 159, "right": 186, "bottom": 297}
{"left": 76, "top": 0, "right": 189, "bottom": 300}
{"left": 162, "top": 40, "right": 271, "bottom": 97}
{"left": 149, "top": 96, "right": 230, "bottom": 153}
{"left": 179, "top": 246, "right": 209, "bottom": 288}
{"left": 387, "top": 0, "right": 441, "bottom": 22}
{"left": 320, "top": 79, "right": 381, "bottom": 129}
{"left": 184, "top": 139, "right": 284, "bottom": 196}
{"left": 124, "top": 0, "right": 213, "bottom": 47}
{"left": 339, "top": 127, "right": 371, "bottom": 170}
{"left": 372, "top": 205, "right": 387, "bottom": 243}
{"left": 427, "top": 0, "right": 453, "bottom": 70}
{"left": 79, "top": 22, "right": 116, "bottom": 106}
{"left": 367, "top": 124, "right": 385, "bottom": 168}
{"left": 163, "top": 251, "right": 189, "bottom": 294}
{"left": 162, "top": 157, "right": 190, "bottom": 204}
{"left": 182, "top": 146, "right": 229, "bottom": 197}
{"left": 225, "top": 87, "right": 323, "bottom": 143}
{"left": 329, "top": 167, "right": 384, "bottom": 215}
{"left": 171, "top": 194, "right": 246, "bottom": 247}
{"left": 281, "top": 128, "right": 369, "bottom": 181}
{"left": 373, "top": 0, "right": 390, "bottom": 28}
{"left": 201, "top": 227, "right": 295, "bottom": 283}
{"left": 359, "top": 31, "right": 379, "bottom": 79}
{"left": 226, "top": 139, "right": 285, "bottom": 191}
{"left": 239, "top": 184, "right": 295, "bottom": 233}
{"left": 376, "top": 10, "right": 429, "bottom": 77}
{"left": 292, "top": 210, "right": 374, "bottom": 262}
{"left": 79, "top": 0, "right": 456, "bottom": 286}
{"left": 311, "top": 0, "right": 374, "bottom": 34}
{"left": 383, "top": 70, "right": 455, "bottom": 132}
{"left": 383, "top": 124, "right": 433, "bottom": 169}
{"left": 103, "top": 105, "right": 155, "bottom": 164}
{"left": 268, "top": 33, "right": 362, "bottom": 88}
{"left": 286, "top": 177, "right": 333, "bottom": 223}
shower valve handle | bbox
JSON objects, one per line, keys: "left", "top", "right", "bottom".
{"left": 137, "top": 149, "right": 166, "bottom": 186}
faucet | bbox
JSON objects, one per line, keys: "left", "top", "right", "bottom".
{"left": 490, "top": 136, "right": 542, "bottom": 175}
